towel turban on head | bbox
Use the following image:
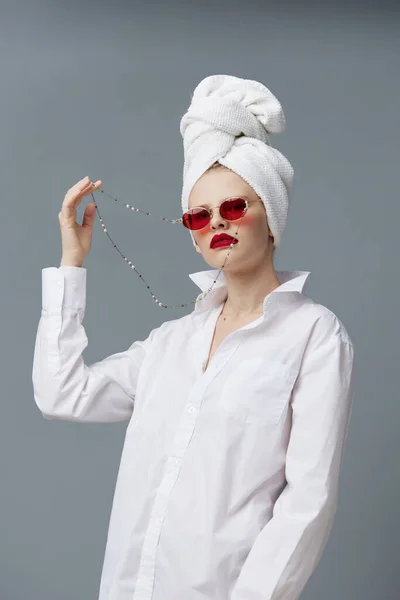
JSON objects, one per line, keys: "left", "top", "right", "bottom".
{"left": 180, "top": 74, "right": 294, "bottom": 249}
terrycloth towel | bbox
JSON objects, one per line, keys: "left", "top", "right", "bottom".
{"left": 180, "top": 74, "right": 294, "bottom": 249}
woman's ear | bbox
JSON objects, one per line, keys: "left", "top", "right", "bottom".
{"left": 195, "top": 241, "right": 202, "bottom": 254}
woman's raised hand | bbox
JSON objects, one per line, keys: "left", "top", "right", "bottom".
{"left": 58, "top": 176, "right": 102, "bottom": 267}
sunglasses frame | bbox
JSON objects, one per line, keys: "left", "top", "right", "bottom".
{"left": 178, "top": 197, "right": 264, "bottom": 231}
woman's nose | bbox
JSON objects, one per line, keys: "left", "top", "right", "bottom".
{"left": 209, "top": 207, "right": 227, "bottom": 229}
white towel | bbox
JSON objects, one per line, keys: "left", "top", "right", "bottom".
{"left": 180, "top": 74, "right": 294, "bottom": 249}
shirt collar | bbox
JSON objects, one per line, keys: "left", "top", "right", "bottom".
{"left": 188, "top": 268, "right": 311, "bottom": 314}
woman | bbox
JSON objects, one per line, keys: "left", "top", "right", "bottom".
{"left": 32, "top": 75, "right": 355, "bottom": 600}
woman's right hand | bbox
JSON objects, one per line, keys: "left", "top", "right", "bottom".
{"left": 59, "top": 175, "right": 103, "bottom": 267}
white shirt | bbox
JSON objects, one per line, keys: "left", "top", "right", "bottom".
{"left": 32, "top": 266, "right": 355, "bottom": 600}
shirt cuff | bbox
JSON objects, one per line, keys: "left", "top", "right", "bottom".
{"left": 42, "top": 266, "right": 87, "bottom": 311}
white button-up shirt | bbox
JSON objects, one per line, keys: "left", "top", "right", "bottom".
{"left": 32, "top": 266, "right": 355, "bottom": 600}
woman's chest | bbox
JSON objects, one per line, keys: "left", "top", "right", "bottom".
{"left": 203, "top": 316, "right": 261, "bottom": 373}
{"left": 134, "top": 329, "right": 299, "bottom": 438}
{"left": 133, "top": 311, "right": 303, "bottom": 433}
{"left": 203, "top": 323, "right": 235, "bottom": 373}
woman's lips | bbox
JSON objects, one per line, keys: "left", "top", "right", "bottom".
{"left": 211, "top": 238, "right": 238, "bottom": 249}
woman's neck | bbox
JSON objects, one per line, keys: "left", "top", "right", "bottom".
{"left": 220, "top": 267, "right": 281, "bottom": 319}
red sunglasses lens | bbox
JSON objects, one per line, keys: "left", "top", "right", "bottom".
{"left": 220, "top": 197, "right": 246, "bottom": 220}
{"left": 182, "top": 208, "right": 210, "bottom": 230}
{"left": 182, "top": 198, "right": 246, "bottom": 230}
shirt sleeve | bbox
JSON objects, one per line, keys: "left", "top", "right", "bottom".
{"left": 231, "top": 312, "right": 356, "bottom": 600}
{"left": 32, "top": 266, "right": 158, "bottom": 423}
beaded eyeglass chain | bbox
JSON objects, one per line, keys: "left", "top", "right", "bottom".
{"left": 89, "top": 186, "right": 246, "bottom": 310}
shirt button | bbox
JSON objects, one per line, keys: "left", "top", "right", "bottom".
{"left": 188, "top": 406, "right": 196, "bottom": 413}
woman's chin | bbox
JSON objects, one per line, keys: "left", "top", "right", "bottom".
{"left": 204, "top": 248, "right": 242, "bottom": 270}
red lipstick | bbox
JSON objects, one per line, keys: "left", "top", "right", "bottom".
{"left": 210, "top": 233, "right": 238, "bottom": 249}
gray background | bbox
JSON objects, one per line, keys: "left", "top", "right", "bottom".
{"left": 0, "top": 0, "right": 399, "bottom": 598}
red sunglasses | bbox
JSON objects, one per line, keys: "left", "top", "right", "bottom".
{"left": 178, "top": 197, "right": 263, "bottom": 231}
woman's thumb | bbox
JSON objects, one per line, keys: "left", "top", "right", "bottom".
{"left": 82, "top": 202, "right": 96, "bottom": 227}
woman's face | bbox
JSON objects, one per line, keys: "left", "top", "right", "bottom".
{"left": 188, "top": 166, "right": 274, "bottom": 273}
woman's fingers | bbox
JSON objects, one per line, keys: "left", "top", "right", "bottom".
{"left": 62, "top": 177, "right": 102, "bottom": 213}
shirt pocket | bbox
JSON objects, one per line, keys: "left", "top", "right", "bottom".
{"left": 216, "top": 356, "right": 298, "bottom": 427}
